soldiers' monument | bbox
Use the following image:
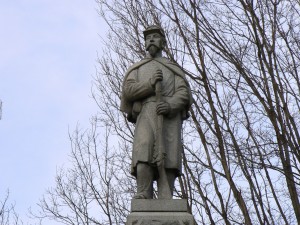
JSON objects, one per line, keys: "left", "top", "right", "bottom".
{"left": 121, "top": 25, "right": 195, "bottom": 224}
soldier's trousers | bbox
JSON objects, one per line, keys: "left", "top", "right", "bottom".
{"left": 135, "top": 162, "right": 176, "bottom": 199}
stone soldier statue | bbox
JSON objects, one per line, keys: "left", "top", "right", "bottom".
{"left": 120, "top": 25, "right": 192, "bottom": 199}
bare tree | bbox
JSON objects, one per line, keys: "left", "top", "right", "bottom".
{"left": 37, "top": 0, "right": 300, "bottom": 224}
{"left": 34, "top": 121, "right": 134, "bottom": 225}
{"left": 0, "top": 190, "right": 22, "bottom": 225}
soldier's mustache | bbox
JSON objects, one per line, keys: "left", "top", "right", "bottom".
{"left": 146, "top": 43, "right": 160, "bottom": 51}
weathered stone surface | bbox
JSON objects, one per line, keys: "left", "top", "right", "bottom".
{"left": 123, "top": 24, "right": 196, "bottom": 225}
{"left": 131, "top": 199, "right": 188, "bottom": 212}
{"left": 120, "top": 24, "right": 192, "bottom": 199}
{"left": 126, "top": 199, "right": 196, "bottom": 225}
{"left": 126, "top": 212, "right": 195, "bottom": 225}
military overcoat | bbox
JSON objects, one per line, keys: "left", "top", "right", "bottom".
{"left": 120, "top": 57, "right": 192, "bottom": 178}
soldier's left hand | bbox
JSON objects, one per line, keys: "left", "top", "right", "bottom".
{"left": 156, "top": 102, "right": 171, "bottom": 115}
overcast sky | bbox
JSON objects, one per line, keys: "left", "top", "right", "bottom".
{"left": 0, "top": 0, "right": 106, "bottom": 224}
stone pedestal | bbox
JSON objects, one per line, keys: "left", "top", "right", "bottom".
{"left": 126, "top": 199, "right": 196, "bottom": 225}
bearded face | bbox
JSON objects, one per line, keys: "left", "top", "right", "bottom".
{"left": 145, "top": 32, "right": 165, "bottom": 57}
{"left": 148, "top": 45, "right": 159, "bottom": 57}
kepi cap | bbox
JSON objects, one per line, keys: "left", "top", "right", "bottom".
{"left": 143, "top": 25, "right": 165, "bottom": 40}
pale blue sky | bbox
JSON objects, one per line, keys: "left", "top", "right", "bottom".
{"left": 0, "top": 0, "right": 106, "bottom": 223}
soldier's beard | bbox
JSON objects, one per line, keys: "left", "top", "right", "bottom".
{"left": 147, "top": 45, "right": 160, "bottom": 57}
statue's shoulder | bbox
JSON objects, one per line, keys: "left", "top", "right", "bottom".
{"left": 156, "top": 57, "right": 185, "bottom": 76}
{"left": 125, "top": 58, "right": 151, "bottom": 76}
{"left": 157, "top": 57, "right": 180, "bottom": 67}
{"left": 156, "top": 57, "right": 174, "bottom": 65}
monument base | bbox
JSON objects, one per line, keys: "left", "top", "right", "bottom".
{"left": 126, "top": 199, "right": 196, "bottom": 225}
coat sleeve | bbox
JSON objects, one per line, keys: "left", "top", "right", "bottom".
{"left": 165, "top": 75, "right": 190, "bottom": 117}
{"left": 124, "top": 69, "right": 155, "bottom": 101}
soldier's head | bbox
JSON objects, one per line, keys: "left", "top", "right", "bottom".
{"left": 143, "top": 25, "right": 166, "bottom": 57}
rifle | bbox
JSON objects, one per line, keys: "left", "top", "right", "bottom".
{"left": 155, "top": 80, "right": 172, "bottom": 199}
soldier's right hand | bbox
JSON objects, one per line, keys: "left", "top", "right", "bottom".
{"left": 150, "top": 69, "right": 163, "bottom": 87}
